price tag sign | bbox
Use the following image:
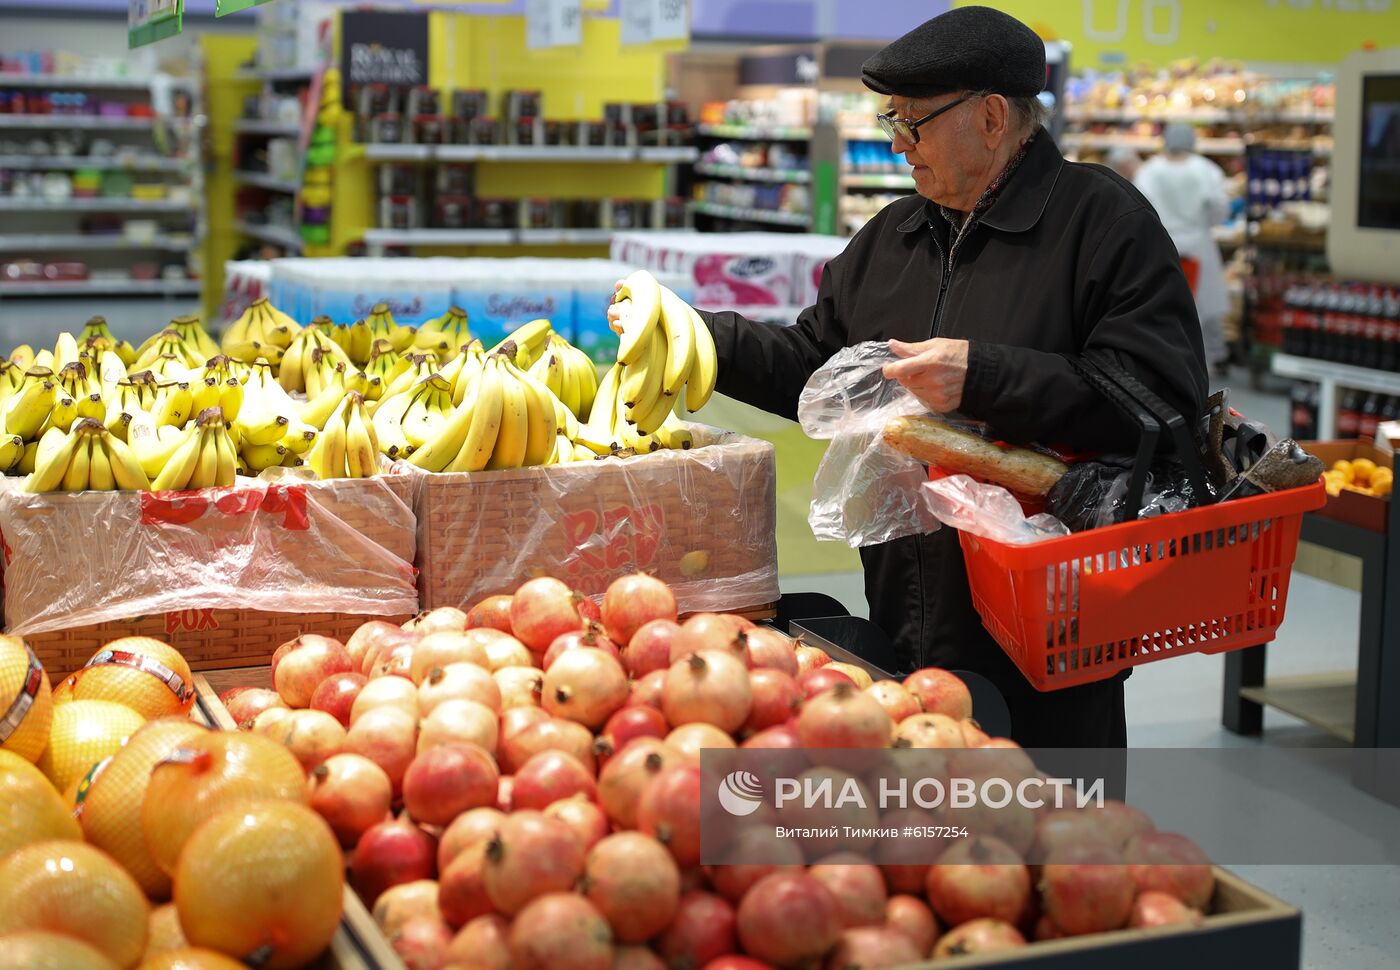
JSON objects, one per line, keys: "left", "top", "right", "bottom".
{"left": 527, "top": 0, "right": 582, "bottom": 49}
{"left": 621, "top": 0, "right": 688, "bottom": 45}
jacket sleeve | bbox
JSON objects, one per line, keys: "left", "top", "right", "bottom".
{"left": 959, "top": 205, "right": 1208, "bottom": 452}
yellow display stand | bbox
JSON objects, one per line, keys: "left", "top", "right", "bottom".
{"left": 199, "top": 33, "right": 260, "bottom": 318}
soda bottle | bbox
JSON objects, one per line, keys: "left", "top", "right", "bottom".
{"left": 1338, "top": 389, "right": 1363, "bottom": 439}
{"left": 1360, "top": 392, "right": 1383, "bottom": 442}
{"left": 1290, "top": 382, "right": 1318, "bottom": 439}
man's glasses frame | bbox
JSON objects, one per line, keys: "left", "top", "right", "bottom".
{"left": 876, "top": 93, "right": 975, "bottom": 145}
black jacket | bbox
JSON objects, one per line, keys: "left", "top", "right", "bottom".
{"left": 700, "top": 134, "right": 1208, "bottom": 694}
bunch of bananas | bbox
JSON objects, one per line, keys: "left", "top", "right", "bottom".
{"left": 526, "top": 333, "right": 600, "bottom": 420}
{"left": 1, "top": 367, "right": 60, "bottom": 473}
{"left": 77, "top": 316, "right": 137, "bottom": 367}
{"left": 573, "top": 361, "right": 695, "bottom": 455}
{"left": 25, "top": 417, "right": 150, "bottom": 493}
{"left": 608, "top": 271, "right": 717, "bottom": 435}
{"left": 412, "top": 306, "right": 474, "bottom": 362}
{"left": 306, "top": 392, "right": 381, "bottom": 479}
{"left": 365, "top": 303, "right": 417, "bottom": 355}
{"left": 222, "top": 298, "right": 302, "bottom": 368}
{"left": 487, "top": 318, "right": 553, "bottom": 370}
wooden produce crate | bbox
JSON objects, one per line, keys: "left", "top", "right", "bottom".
{"left": 1301, "top": 439, "right": 1392, "bottom": 533}
{"left": 192, "top": 671, "right": 407, "bottom": 970}
{"left": 413, "top": 427, "right": 779, "bottom": 615}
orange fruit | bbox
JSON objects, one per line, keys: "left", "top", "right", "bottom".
{"left": 142, "top": 731, "right": 307, "bottom": 878}
{"left": 50, "top": 676, "right": 74, "bottom": 706}
{"left": 175, "top": 800, "right": 344, "bottom": 969}
{"left": 0, "top": 749, "right": 80, "bottom": 861}
{"left": 143, "top": 903, "right": 189, "bottom": 959}
{"left": 64, "top": 637, "right": 194, "bottom": 720}
{"left": 0, "top": 840, "right": 149, "bottom": 967}
{"left": 82, "top": 717, "right": 209, "bottom": 899}
{"left": 0, "top": 930, "right": 119, "bottom": 970}
{"left": 137, "top": 948, "right": 248, "bottom": 970}
{"left": 0, "top": 635, "right": 53, "bottom": 763}
{"left": 37, "top": 699, "right": 145, "bottom": 794}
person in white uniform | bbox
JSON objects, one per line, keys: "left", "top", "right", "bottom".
{"left": 1134, "top": 122, "right": 1231, "bottom": 374}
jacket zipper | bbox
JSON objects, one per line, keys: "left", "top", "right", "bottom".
{"left": 928, "top": 222, "right": 955, "bottom": 338}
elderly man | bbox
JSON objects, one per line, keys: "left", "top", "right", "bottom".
{"left": 638, "top": 7, "right": 1206, "bottom": 746}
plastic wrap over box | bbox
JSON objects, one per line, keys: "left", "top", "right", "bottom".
{"left": 410, "top": 426, "right": 779, "bottom": 615}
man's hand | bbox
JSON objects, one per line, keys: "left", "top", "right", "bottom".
{"left": 883, "top": 338, "right": 970, "bottom": 413}
{"left": 606, "top": 280, "right": 625, "bottom": 333}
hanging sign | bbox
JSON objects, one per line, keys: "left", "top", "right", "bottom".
{"left": 216, "top": 0, "right": 277, "bottom": 16}
{"left": 527, "top": 0, "right": 583, "bottom": 49}
{"left": 129, "top": 0, "right": 183, "bottom": 49}
{"left": 621, "top": 0, "right": 689, "bottom": 45}
{"left": 339, "top": 10, "right": 430, "bottom": 108}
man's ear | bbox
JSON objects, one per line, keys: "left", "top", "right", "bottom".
{"left": 982, "top": 94, "right": 1011, "bottom": 146}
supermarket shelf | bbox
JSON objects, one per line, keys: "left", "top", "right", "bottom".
{"left": 0, "top": 154, "right": 186, "bottom": 172}
{"left": 232, "top": 171, "right": 300, "bottom": 193}
{"left": 842, "top": 172, "right": 915, "bottom": 189}
{"left": 696, "top": 124, "right": 812, "bottom": 140}
{"left": 517, "top": 229, "right": 616, "bottom": 245}
{"left": 0, "top": 233, "right": 189, "bottom": 251}
{"left": 1239, "top": 672, "right": 1356, "bottom": 744}
{"left": 691, "top": 202, "right": 810, "bottom": 226}
{"left": 1065, "top": 107, "right": 1334, "bottom": 124}
{"left": 363, "top": 144, "right": 696, "bottom": 164}
{"left": 841, "top": 127, "right": 888, "bottom": 142}
{"left": 639, "top": 147, "right": 700, "bottom": 163}
{"left": 0, "top": 278, "right": 202, "bottom": 297}
{"left": 0, "top": 72, "right": 191, "bottom": 90}
{"left": 235, "top": 221, "right": 304, "bottom": 252}
{"left": 0, "top": 197, "right": 192, "bottom": 212}
{"left": 232, "top": 119, "right": 302, "bottom": 137}
{"left": 0, "top": 114, "right": 157, "bottom": 129}
{"left": 1061, "top": 132, "right": 1246, "bottom": 156}
{"left": 235, "top": 66, "right": 317, "bottom": 83}
{"left": 1271, "top": 352, "right": 1400, "bottom": 438}
{"left": 694, "top": 161, "right": 809, "bottom": 184}
{"left": 364, "top": 228, "right": 517, "bottom": 250}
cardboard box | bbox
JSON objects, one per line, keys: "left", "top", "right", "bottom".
{"left": 1300, "top": 439, "right": 1393, "bottom": 533}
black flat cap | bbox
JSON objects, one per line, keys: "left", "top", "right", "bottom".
{"left": 862, "top": 5, "right": 1046, "bottom": 99}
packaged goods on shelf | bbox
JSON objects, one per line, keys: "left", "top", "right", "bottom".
{"left": 268, "top": 257, "right": 458, "bottom": 325}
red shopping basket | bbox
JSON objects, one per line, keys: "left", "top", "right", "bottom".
{"left": 958, "top": 353, "right": 1326, "bottom": 691}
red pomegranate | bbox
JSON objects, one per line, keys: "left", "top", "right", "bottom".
{"left": 512, "top": 750, "right": 597, "bottom": 812}
{"left": 637, "top": 763, "right": 702, "bottom": 867}
{"left": 892, "top": 712, "right": 965, "bottom": 749}
{"left": 542, "top": 648, "right": 630, "bottom": 729}
{"left": 221, "top": 686, "right": 286, "bottom": 727}
{"left": 960, "top": 718, "right": 991, "bottom": 747}
{"left": 482, "top": 636, "right": 534, "bottom": 672}
{"left": 372, "top": 880, "right": 440, "bottom": 938}
{"left": 497, "top": 776, "right": 513, "bottom": 812}
{"left": 924, "top": 836, "right": 1031, "bottom": 928}
{"left": 408, "top": 631, "right": 491, "bottom": 684}
{"left": 809, "top": 855, "right": 887, "bottom": 928}
{"left": 672, "top": 613, "right": 750, "bottom": 665}
{"left": 542, "top": 624, "right": 621, "bottom": 671}
{"left": 597, "top": 737, "right": 682, "bottom": 830}
{"left": 510, "top": 578, "right": 588, "bottom": 652}
{"left": 797, "top": 682, "right": 893, "bottom": 750}
{"left": 582, "top": 832, "right": 681, "bottom": 942}
{"left": 705, "top": 828, "right": 805, "bottom": 903}
{"left": 902, "top": 668, "right": 972, "bottom": 719}
{"left": 544, "top": 795, "right": 610, "bottom": 853}
{"left": 499, "top": 716, "right": 597, "bottom": 775}
{"left": 797, "top": 666, "right": 855, "bottom": 700}
{"left": 743, "top": 668, "right": 803, "bottom": 735}
{"left": 1130, "top": 890, "right": 1205, "bottom": 929}
{"left": 602, "top": 573, "right": 678, "bottom": 646}
{"left": 930, "top": 918, "right": 1026, "bottom": 958}
{"left": 308, "top": 752, "right": 393, "bottom": 848}
{"left": 1124, "top": 832, "right": 1214, "bottom": 908}
{"left": 347, "top": 620, "right": 414, "bottom": 673}
{"left": 445, "top": 914, "right": 512, "bottom": 970}
{"left": 626, "top": 669, "right": 668, "bottom": 711}
{"left": 370, "top": 641, "right": 417, "bottom": 680}
{"left": 624, "top": 620, "right": 682, "bottom": 678}
{"left": 467, "top": 594, "right": 516, "bottom": 634}
{"left": 884, "top": 894, "right": 938, "bottom": 955}
{"left": 794, "top": 644, "right": 831, "bottom": 675}
{"left": 419, "top": 662, "right": 502, "bottom": 716}
{"left": 662, "top": 651, "right": 753, "bottom": 734}
{"left": 742, "top": 627, "right": 801, "bottom": 676}
{"left": 351, "top": 676, "right": 419, "bottom": 724}
{"left": 823, "top": 927, "right": 921, "bottom": 969}
{"left": 494, "top": 666, "right": 545, "bottom": 709}
{"left": 309, "top": 671, "right": 368, "bottom": 727}
{"left": 657, "top": 890, "right": 736, "bottom": 969}
{"left": 483, "top": 811, "right": 587, "bottom": 915}
{"left": 438, "top": 806, "right": 506, "bottom": 872}
{"left": 404, "top": 606, "right": 468, "bottom": 634}
{"left": 739, "top": 724, "right": 806, "bottom": 781}
{"left": 272, "top": 633, "right": 354, "bottom": 708}
{"left": 1034, "top": 808, "right": 1119, "bottom": 861}
{"left": 597, "top": 705, "right": 670, "bottom": 762}
{"left": 402, "top": 742, "right": 500, "bottom": 827}
{"left": 265, "top": 708, "right": 347, "bottom": 771}
{"left": 389, "top": 915, "right": 454, "bottom": 970}
{"left": 1096, "top": 800, "right": 1156, "bottom": 849}
{"left": 1033, "top": 914, "right": 1064, "bottom": 941}
{"left": 438, "top": 841, "right": 494, "bottom": 929}
{"left": 499, "top": 705, "right": 551, "bottom": 747}
{"left": 344, "top": 705, "right": 418, "bottom": 795}
{"left": 351, "top": 815, "right": 437, "bottom": 905}
{"left": 666, "top": 723, "right": 737, "bottom": 765}
{"left": 418, "top": 698, "right": 498, "bottom": 754}
{"left": 735, "top": 872, "right": 842, "bottom": 967}
{"left": 1040, "top": 843, "right": 1136, "bottom": 935}
{"left": 701, "top": 959, "right": 777, "bottom": 970}
{"left": 613, "top": 945, "right": 667, "bottom": 970}
{"left": 864, "top": 682, "right": 921, "bottom": 725}
{"left": 507, "top": 892, "right": 614, "bottom": 970}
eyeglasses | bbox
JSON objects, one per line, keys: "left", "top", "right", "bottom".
{"left": 876, "top": 94, "right": 974, "bottom": 145}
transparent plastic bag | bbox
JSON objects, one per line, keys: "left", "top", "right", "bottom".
{"left": 923, "top": 475, "right": 1070, "bottom": 545}
{"left": 797, "top": 341, "right": 943, "bottom": 548}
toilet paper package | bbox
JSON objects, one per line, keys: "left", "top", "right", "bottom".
{"left": 450, "top": 259, "right": 576, "bottom": 351}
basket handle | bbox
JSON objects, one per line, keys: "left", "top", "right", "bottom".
{"left": 1068, "top": 356, "right": 1160, "bottom": 513}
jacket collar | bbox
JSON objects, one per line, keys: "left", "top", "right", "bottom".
{"left": 895, "top": 133, "right": 1065, "bottom": 234}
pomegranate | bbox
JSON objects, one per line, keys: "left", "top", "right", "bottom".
{"left": 742, "top": 627, "right": 800, "bottom": 676}
{"left": 740, "top": 724, "right": 806, "bottom": 780}
{"left": 672, "top": 613, "right": 749, "bottom": 665}
{"left": 308, "top": 672, "right": 367, "bottom": 728}
{"left": 308, "top": 752, "right": 393, "bottom": 848}
{"left": 494, "top": 666, "right": 544, "bottom": 709}
{"left": 1125, "top": 832, "right": 1214, "bottom": 908}
{"left": 666, "top": 722, "right": 737, "bottom": 764}
{"left": 797, "top": 682, "right": 892, "bottom": 750}
{"left": 389, "top": 915, "right": 454, "bottom": 970}
{"left": 960, "top": 718, "right": 990, "bottom": 747}
{"left": 467, "top": 594, "right": 515, "bottom": 634}
{"left": 662, "top": 651, "right": 752, "bottom": 734}
{"left": 344, "top": 706, "right": 418, "bottom": 795}
{"left": 438, "top": 807, "right": 506, "bottom": 871}
{"left": 1034, "top": 808, "right": 1118, "bottom": 861}
{"left": 924, "top": 836, "right": 1030, "bottom": 927}
{"left": 542, "top": 624, "right": 621, "bottom": 671}
{"left": 373, "top": 879, "right": 441, "bottom": 936}
{"left": 250, "top": 706, "right": 292, "bottom": 736}
{"left": 351, "top": 676, "right": 419, "bottom": 724}
{"left": 418, "top": 698, "right": 499, "bottom": 754}
{"left": 1040, "top": 843, "right": 1136, "bottom": 935}
{"left": 498, "top": 776, "right": 513, "bottom": 812}
{"left": 597, "top": 737, "right": 682, "bottom": 829}
{"left": 483, "top": 811, "right": 587, "bottom": 915}
{"left": 596, "top": 705, "right": 669, "bottom": 762}
{"left": 438, "top": 841, "right": 495, "bottom": 929}
{"left": 884, "top": 895, "right": 938, "bottom": 956}
{"left": 743, "top": 668, "right": 803, "bottom": 735}
{"left": 408, "top": 631, "right": 491, "bottom": 684}
{"left": 419, "top": 662, "right": 503, "bottom": 717}
{"left": 947, "top": 769, "right": 1037, "bottom": 856}
{"left": 544, "top": 795, "right": 610, "bottom": 853}
{"left": 221, "top": 686, "right": 286, "bottom": 727}
{"left": 797, "top": 666, "right": 855, "bottom": 700}
{"left": 637, "top": 764, "right": 702, "bottom": 867}
{"left": 794, "top": 643, "right": 832, "bottom": 674}
{"left": 705, "top": 828, "right": 805, "bottom": 903}
{"left": 879, "top": 863, "right": 932, "bottom": 897}
{"left": 582, "top": 832, "right": 681, "bottom": 942}
{"left": 499, "top": 705, "right": 551, "bottom": 747}
{"left": 902, "top": 668, "right": 972, "bottom": 720}
{"left": 930, "top": 918, "right": 1026, "bottom": 958}
{"left": 950, "top": 741, "right": 1036, "bottom": 779}
{"left": 403, "top": 743, "right": 498, "bottom": 827}
{"left": 702, "top": 959, "right": 777, "bottom": 970}
{"left": 499, "top": 717, "right": 597, "bottom": 775}
{"left": 602, "top": 573, "right": 678, "bottom": 643}
{"left": 864, "top": 682, "right": 921, "bottom": 726}
{"left": 614, "top": 945, "right": 667, "bottom": 970}
{"left": 543, "top": 648, "right": 629, "bottom": 728}
{"left": 1033, "top": 914, "right": 1064, "bottom": 941}
{"left": 1130, "top": 890, "right": 1205, "bottom": 929}
{"left": 482, "top": 634, "right": 534, "bottom": 671}
{"left": 825, "top": 662, "right": 873, "bottom": 691}
{"left": 351, "top": 815, "right": 437, "bottom": 905}
{"left": 347, "top": 620, "right": 415, "bottom": 674}
{"left": 784, "top": 766, "right": 880, "bottom": 858}
{"left": 407, "top": 606, "right": 468, "bottom": 633}
{"left": 1096, "top": 800, "right": 1157, "bottom": 849}
{"left": 512, "top": 750, "right": 597, "bottom": 812}
{"left": 371, "top": 641, "right": 416, "bottom": 680}
{"left": 808, "top": 855, "right": 887, "bottom": 928}
{"left": 272, "top": 634, "right": 354, "bottom": 708}
{"left": 892, "top": 712, "right": 965, "bottom": 749}
{"left": 626, "top": 669, "right": 668, "bottom": 711}
{"left": 510, "top": 578, "right": 588, "bottom": 652}
{"left": 624, "top": 620, "right": 682, "bottom": 678}
{"left": 267, "top": 708, "right": 348, "bottom": 771}
{"left": 823, "top": 926, "right": 921, "bottom": 969}
{"left": 445, "top": 914, "right": 512, "bottom": 970}
{"left": 508, "top": 892, "right": 614, "bottom": 970}
{"left": 658, "top": 890, "right": 736, "bottom": 969}
{"left": 735, "top": 871, "right": 842, "bottom": 967}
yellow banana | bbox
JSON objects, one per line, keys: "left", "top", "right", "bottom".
{"left": 77, "top": 392, "right": 105, "bottom": 423}
{"left": 87, "top": 432, "right": 115, "bottom": 490}
{"left": 487, "top": 319, "right": 552, "bottom": 368}
{"left": 371, "top": 383, "right": 423, "bottom": 459}
{"left": 445, "top": 356, "right": 505, "bottom": 473}
{"left": 656, "top": 410, "right": 694, "bottom": 450}
{"left": 0, "top": 433, "right": 23, "bottom": 471}
{"left": 8, "top": 344, "right": 34, "bottom": 370}
{"left": 153, "top": 382, "right": 195, "bottom": 428}
{"left": 215, "top": 423, "right": 238, "bottom": 485}
{"left": 54, "top": 332, "right": 81, "bottom": 371}
{"left": 49, "top": 396, "right": 78, "bottom": 433}
{"left": 622, "top": 329, "right": 667, "bottom": 425}
{"left": 486, "top": 356, "right": 529, "bottom": 470}
{"left": 28, "top": 427, "right": 79, "bottom": 492}
{"left": 5, "top": 372, "right": 56, "bottom": 440}
{"left": 502, "top": 358, "right": 559, "bottom": 467}
{"left": 104, "top": 434, "right": 150, "bottom": 490}
{"left": 401, "top": 376, "right": 452, "bottom": 448}
{"left": 98, "top": 350, "right": 128, "bottom": 399}
{"left": 573, "top": 364, "right": 624, "bottom": 456}
{"left": 242, "top": 440, "right": 289, "bottom": 472}
{"left": 658, "top": 286, "right": 697, "bottom": 399}
{"left": 614, "top": 271, "right": 663, "bottom": 366}
{"left": 280, "top": 422, "right": 319, "bottom": 455}
{"left": 190, "top": 427, "right": 219, "bottom": 489}
{"left": 307, "top": 403, "right": 349, "bottom": 479}
{"left": 18, "top": 440, "right": 37, "bottom": 474}
{"left": 452, "top": 344, "right": 487, "bottom": 406}
{"left": 685, "top": 303, "right": 718, "bottom": 413}
{"left": 151, "top": 424, "right": 204, "bottom": 491}
{"left": 33, "top": 349, "right": 55, "bottom": 372}
{"left": 344, "top": 394, "right": 378, "bottom": 478}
